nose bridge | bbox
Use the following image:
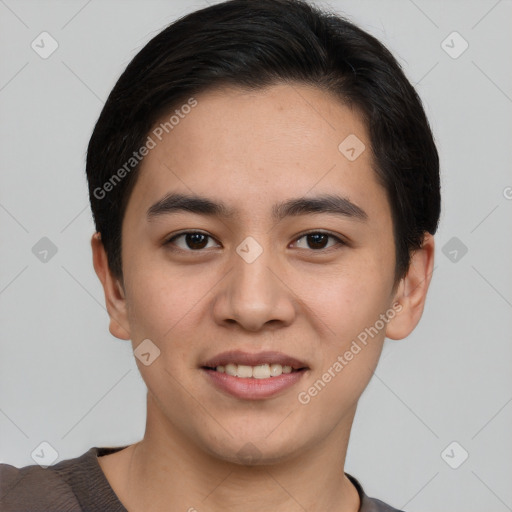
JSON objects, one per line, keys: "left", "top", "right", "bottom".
{"left": 215, "top": 234, "right": 295, "bottom": 330}
{"left": 233, "top": 234, "right": 278, "bottom": 306}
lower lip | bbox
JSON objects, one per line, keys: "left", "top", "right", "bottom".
{"left": 202, "top": 368, "right": 307, "bottom": 400}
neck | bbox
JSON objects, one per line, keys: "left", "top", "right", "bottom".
{"left": 106, "top": 393, "right": 361, "bottom": 512}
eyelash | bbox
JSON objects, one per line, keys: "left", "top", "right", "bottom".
{"left": 163, "top": 230, "right": 347, "bottom": 253}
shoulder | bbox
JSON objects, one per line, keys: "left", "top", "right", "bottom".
{"left": 0, "top": 460, "right": 80, "bottom": 511}
{"left": 1, "top": 446, "right": 129, "bottom": 512}
{"left": 346, "top": 472, "right": 406, "bottom": 512}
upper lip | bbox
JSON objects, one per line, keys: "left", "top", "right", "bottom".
{"left": 202, "top": 350, "right": 308, "bottom": 370}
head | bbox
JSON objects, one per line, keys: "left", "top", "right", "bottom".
{"left": 88, "top": 0, "right": 440, "bottom": 464}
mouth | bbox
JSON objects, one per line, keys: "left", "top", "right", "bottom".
{"left": 200, "top": 350, "right": 309, "bottom": 400}
{"left": 202, "top": 363, "right": 306, "bottom": 378}
{"left": 201, "top": 350, "right": 309, "bottom": 378}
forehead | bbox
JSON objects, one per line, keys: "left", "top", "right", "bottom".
{"left": 126, "top": 83, "right": 389, "bottom": 224}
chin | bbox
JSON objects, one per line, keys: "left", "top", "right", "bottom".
{"left": 200, "top": 429, "right": 307, "bottom": 467}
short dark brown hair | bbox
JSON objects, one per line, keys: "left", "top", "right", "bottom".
{"left": 86, "top": 0, "right": 441, "bottom": 283}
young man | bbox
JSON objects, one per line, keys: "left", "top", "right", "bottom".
{"left": 0, "top": 0, "right": 440, "bottom": 510}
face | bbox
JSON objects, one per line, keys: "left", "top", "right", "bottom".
{"left": 106, "top": 83, "right": 407, "bottom": 464}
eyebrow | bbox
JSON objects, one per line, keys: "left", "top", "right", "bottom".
{"left": 146, "top": 192, "right": 368, "bottom": 222}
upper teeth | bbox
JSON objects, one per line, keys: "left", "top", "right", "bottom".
{"left": 216, "top": 363, "right": 294, "bottom": 379}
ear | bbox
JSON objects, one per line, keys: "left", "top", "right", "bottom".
{"left": 91, "top": 232, "right": 131, "bottom": 340}
{"left": 385, "top": 233, "right": 435, "bottom": 340}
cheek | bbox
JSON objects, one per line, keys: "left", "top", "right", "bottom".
{"left": 308, "top": 252, "right": 394, "bottom": 336}
{"left": 122, "top": 252, "right": 218, "bottom": 388}
{"left": 296, "top": 270, "right": 390, "bottom": 420}
{"left": 122, "top": 262, "right": 205, "bottom": 409}
{"left": 301, "top": 253, "right": 393, "bottom": 384}
{"left": 124, "top": 263, "right": 198, "bottom": 342}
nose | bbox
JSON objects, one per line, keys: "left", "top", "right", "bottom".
{"left": 212, "top": 238, "right": 296, "bottom": 332}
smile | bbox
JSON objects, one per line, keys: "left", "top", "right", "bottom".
{"left": 208, "top": 363, "right": 298, "bottom": 379}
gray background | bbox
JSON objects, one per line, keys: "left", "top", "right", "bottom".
{"left": 1, "top": 1, "right": 511, "bottom": 510}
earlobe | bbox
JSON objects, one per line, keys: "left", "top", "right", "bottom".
{"left": 91, "top": 232, "right": 131, "bottom": 341}
{"left": 385, "top": 233, "right": 435, "bottom": 340}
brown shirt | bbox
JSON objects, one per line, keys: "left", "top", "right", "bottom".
{"left": 0, "top": 446, "right": 405, "bottom": 511}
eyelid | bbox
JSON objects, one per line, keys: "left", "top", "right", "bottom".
{"left": 292, "top": 229, "right": 347, "bottom": 246}
{"left": 164, "top": 230, "right": 220, "bottom": 248}
{"left": 291, "top": 230, "right": 347, "bottom": 253}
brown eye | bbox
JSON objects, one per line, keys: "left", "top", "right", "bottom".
{"left": 183, "top": 233, "right": 209, "bottom": 250}
{"left": 165, "top": 232, "right": 219, "bottom": 251}
{"left": 306, "top": 233, "right": 329, "bottom": 249}
{"left": 294, "top": 232, "right": 344, "bottom": 251}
